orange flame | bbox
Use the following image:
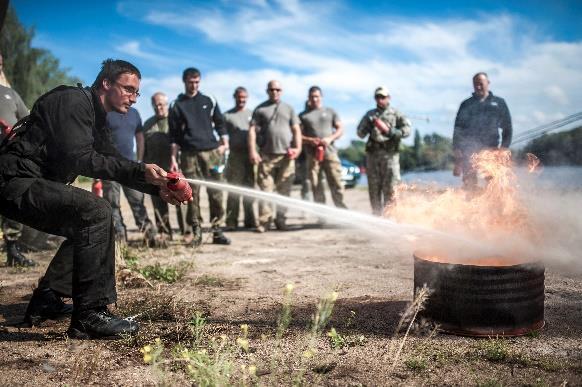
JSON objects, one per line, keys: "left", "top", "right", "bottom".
{"left": 388, "top": 149, "right": 540, "bottom": 260}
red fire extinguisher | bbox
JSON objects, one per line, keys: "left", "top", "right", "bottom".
{"left": 315, "top": 144, "right": 325, "bottom": 162}
{"left": 166, "top": 172, "right": 193, "bottom": 202}
{"left": 92, "top": 179, "right": 103, "bottom": 197}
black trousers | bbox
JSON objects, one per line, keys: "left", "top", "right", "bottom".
{"left": 0, "top": 178, "right": 116, "bottom": 311}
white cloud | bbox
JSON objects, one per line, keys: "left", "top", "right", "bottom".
{"left": 127, "top": 1, "right": 582, "bottom": 146}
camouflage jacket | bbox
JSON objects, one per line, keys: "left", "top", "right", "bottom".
{"left": 357, "top": 106, "right": 411, "bottom": 152}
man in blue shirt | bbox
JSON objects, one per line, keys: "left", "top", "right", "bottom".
{"left": 100, "top": 107, "right": 157, "bottom": 245}
{"left": 452, "top": 72, "right": 512, "bottom": 188}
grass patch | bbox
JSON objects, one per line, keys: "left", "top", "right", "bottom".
{"left": 404, "top": 356, "right": 427, "bottom": 371}
{"left": 139, "top": 262, "right": 189, "bottom": 283}
{"left": 478, "top": 338, "right": 509, "bottom": 362}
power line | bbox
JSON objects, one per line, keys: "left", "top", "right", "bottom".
{"left": 512, "top": 111, "right": 582, "bottom": 145}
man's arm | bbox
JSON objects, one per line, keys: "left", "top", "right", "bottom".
{"left": 288, "top": 123, "right": 302, "bottom": 159}
{"left": 51, "top": 94, "right": 164, "bottom": 194}
{"left": 356, "top": 114, "right": 371, "bottom": 139}
{"left": 322, "top": 110, "right": 343, "bottom": 146}
{"left": 136, "top": 131, "right": 144, "bottom": 162}
{"left": 248, "top": 122, "right": 261, "bottom": 164}
{"left": 499, "top": 100, "right": 512, "bottom": 148}
{"left": 170, "top": 143, "right": 180, "bottom": 172}
{"left": 168, "top": 102, "right": 182, "bottom": 171}
{"left": 392, "top": 111, "right": 411, "bottom": 139}
{"left": 452, "top": 102, "right": 466, "bottom": 176}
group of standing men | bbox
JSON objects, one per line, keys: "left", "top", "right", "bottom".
{"left": 136, "top": 71, "right": 356, "bottom": 242}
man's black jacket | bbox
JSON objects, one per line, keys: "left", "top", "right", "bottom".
{"left": 452, "top": 91, "right": 512, "bottom": 154}
{"left": 0, "top": 85, "right": 158, "bottom": 199}
{"left": 168, "top": 92, "right": 226, "bottom": 151}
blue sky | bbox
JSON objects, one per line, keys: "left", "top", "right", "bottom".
{"left": 12, "top": 0, "right": 582, "bottom": 148}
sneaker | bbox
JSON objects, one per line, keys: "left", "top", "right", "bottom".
{"left": 212, "top": 229, "right": 231, "bottom": 245}
{"left": 67, "top": 307, "right": 139, "bottom": 339}
{"left": 24, "top": 288, "right": 73, "bottom": 327}
{"left": 6, "top": 241, "right": 37, "bottom": 267}
{"left": 183, "top": 232, "right": 194, "bottom": 245}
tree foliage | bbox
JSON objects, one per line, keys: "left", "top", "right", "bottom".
{"left": 0, "top": 6, "right": 80, "bottom": 107}
{"left": 518, "top": 126, "right": 582, "bottom": 165}
{"left": 338, "top": 130, "right": 454, "bottom": 172}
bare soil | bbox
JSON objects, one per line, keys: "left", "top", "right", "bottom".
{"left": 1, "top": 185, "right": 581, "bottom": 386}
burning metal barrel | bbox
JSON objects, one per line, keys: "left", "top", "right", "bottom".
{"left": 413, "top": 251, "right": 545, "bottom": 337}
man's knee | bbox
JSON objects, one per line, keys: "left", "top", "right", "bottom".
{"left": 79, "top": 195, "right": 113, "bottom": 226}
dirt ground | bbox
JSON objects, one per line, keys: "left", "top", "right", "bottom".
{"left": 1, "top": 184, "right": 581, "bottom": 386}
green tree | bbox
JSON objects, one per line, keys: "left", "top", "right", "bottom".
{"left": 518, "top": 126, "right": 582, "bottom": 165}
{"left": 338, "top": 140, "right": 366, "bottom": 166}
{"left": 413, "top": 129, "right": 422, "bottom": 161}
{"left": 0, "top": 6, "right": 80, "bottom": 107}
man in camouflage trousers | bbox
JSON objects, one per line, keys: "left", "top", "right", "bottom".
{"left": 357, "top": 86, "right": 411, "bottom": 215}
{"left": 224, "top": 87, "right": 256, "bottom": 229}
{"left": 299, "top": 86, "right": 347, "bottom": 209}
{"left": 248, "top": 80, "right": 302, "bottom": 232}
{"left": 169, "top": 67, "right": 231, "bottom": 246}
{"left": 0, "top": 80, "right": 36, "bottom": 266}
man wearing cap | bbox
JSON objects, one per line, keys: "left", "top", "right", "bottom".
{"left": 357, "top": 86, "right": 411, "bottom": 215}
{"left": 452, "top": 72, "right": 512, "bottom": 189}
{"left": 248, "top": 80, "right": 302, "bottom": 232}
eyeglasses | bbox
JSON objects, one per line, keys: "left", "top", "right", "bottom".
{"left": 375, "top": 94, "right": 388, "bottom": 99}
{"left": 268, "top": 88, "right": 282, "bottom": 92}
{"left": 115, "top": 81, "right": 140, "bottom": 98}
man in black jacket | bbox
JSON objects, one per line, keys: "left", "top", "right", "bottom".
{"left": 0, "top": 59, "right": 184, "bottom": 339}
{"left": 169, "top": 67, "right": 230, "bottom": 247}
{"left": 452, "top": 72, "right": 512, "bottom": 188}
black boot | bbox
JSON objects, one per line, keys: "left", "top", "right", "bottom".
{"left": 212, "top": 229, "right": 231, "bottom": 245}
{"left": 6, "top": 241, "right": 37, "bottom": 267}
{"left": 67, "top": 307, "right": 139, "bottom": 339}
{"left": 24, "top": 288, "right": 73, "bottom": 326}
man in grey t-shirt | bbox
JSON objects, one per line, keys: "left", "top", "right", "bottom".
{"left": 248, "top": 80, "right": 302, "bottom": 232}
{"left": 224, "top": 87, "right": 256, "bottom": 229}
{"left": 300, "top": 86, "right": 347, "bottom": 209}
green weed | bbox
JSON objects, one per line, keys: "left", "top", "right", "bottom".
{"left": 478, "top": 338, "right": 509, "bottom": 362}
{"left": 139, "top": 262, "right": 189, "bottom": 283}
{"left": 404, "top": 356, "right": 427, "bottom": 371}
{"left": 327, "top": 327, "right": 346, "bottom": 349}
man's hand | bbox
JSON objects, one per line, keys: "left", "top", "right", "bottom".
{"left": 453, "top": 150, "right": 463, "bottom": 177}
{"left": 159, "top": 185, "right": 192, "bottom": 206}
{"left": 373, "top": 117, "right": 391, "bottom": 135}
{"left": 217, "top": 144, "right": 228, "bottom": 155}
{"left": 453, "top": 162, "right": 462, "bottom": 177}
{"left": 321, "top": 136, "right": 332, "bottom": 147}
{"left": 144, "top": 163, "right": 168, "bottom": 186}
{"left": 286, "top": 147, "right": 300, "bottom": 160}
{"left": 250, "top": 150, "right": 262, "bottom": 165}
